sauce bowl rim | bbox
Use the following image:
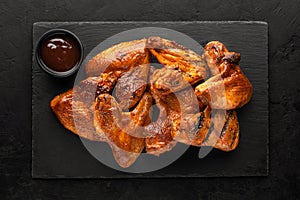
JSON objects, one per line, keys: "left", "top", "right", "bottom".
{"left": 35, "top": 28, "right": 84, "bottom": 78}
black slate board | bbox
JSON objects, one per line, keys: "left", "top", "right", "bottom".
{"left": 32, "top": 21, "right": 268, "bottom": 178}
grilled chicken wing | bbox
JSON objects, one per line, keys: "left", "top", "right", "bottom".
{"left": 145, "top": 87, "right": 198, "bottom": 155}
{"left": 195, "top": 41, "right": 253, "bottom": 109}
{"left": 93, "top": 92, "right": 152, "bottom": 167}
{"left": 213, "top": 110, "right": 239, "bottom": 151}
{"left": 174, "top": 107, "right": 240, "bottom": 151}
{"left": 144, "top": 68, "right": 186, "bottom": 155}
{"left": 115, "top": 64, "right": 150, "bottom": 110}
{"left": 150, "top": 67, "right": 191, "bottom": 96}
{"left": 50, "top": 89, "right": 102, "bottom": 141}
{"left": 147, "top": 36, "right": 209, "bottom": 90}
{"left": 144, "top": 102, "right": 177, "bottom": 155}
{"left": 85, "top": 39, "right": 150, "bottom": 77}
{"left": 50, "top": 73, "right": 117, "bottom": 141}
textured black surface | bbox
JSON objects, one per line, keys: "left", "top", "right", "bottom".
{"left": 0, "top": 0, "right": 299, "bottom": 199}
{"left": 32, "top": 22, "right": 268, "bottom": 178}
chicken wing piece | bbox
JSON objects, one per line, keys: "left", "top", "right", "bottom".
{"left": 144, "top": 68, "right": 188, "bottom": 155}
{"left": 195, "top": 41, "right": 253, "bottom": 110}
{"left": 146, "top": 36, "right": 209, "bottom": 86}
{"left": 154, "top": 85, "right": 239, "bottom": 151}
{"left": 115, "top": 64, "right": 150, "bottom": 110}
{"left": 150, "top": 68, "right": 190, "bottom": 96}
{"left": 173, "top": 107, "right": 239, "bottom": 151}
{"left": 144, "top": 103, "right": 177, "bottom": 155}
{"left": 50, "top": 90, "right": 101, "bottom": 141}
{"left": 172, "top": 106, "right": 211, "bottom": 146}
{"left": 93, "top": 92, "right": 153, "bottom": 167}
{"left": 50, "top": 73, "right": 117, "bottom": 141}
{"left": 146, "top": 68, "right": 203, "bottom": 155}
{"left": 213, "top": 110, "right": 240, "bottom": 151}
{"left": 154, "top": 88, "right": 208, "bottom": 148}
{"left": 203, "top": 41, "right": 240, "bottom": 75}
{"left": 94, "top": 94, "right": 145, "bottom": 153}
{"left": 85, "top": 39, "right": 150, "bottom": 77}
{"left": 129, "top": 92, "right": 153, "bottom": 127}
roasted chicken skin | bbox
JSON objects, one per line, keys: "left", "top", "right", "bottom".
{"left": 154, "top": 87, "right": 240, "bottom": 151}
{"left": 144, "top": 101, "right": 177, "bottom": 155}
{"left": 195, "top": 41, "right": 253, "bottom": 109}
{"left": 150, "top": 67, "right": 191, "bottom": 96}
{"left": 85, "top": 39, "right": 150, "bottom": 77}
{"left": 94, "top": 92, "right": 153, "bottom": 167}
{"left": 147, "top": 36, "right": 209, "bottom": 91}
{"left": 50, "top": 74, "right": 117, "bottom": 141}
{"left": 174, "top": 107, "right": 240, "bottom": 151}
{"left": 115, "top": 64, "right": 150, "bottom": 110}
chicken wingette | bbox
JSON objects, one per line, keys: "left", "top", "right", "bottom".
{"left": 146, "top": 36, "right": 209, "bottom": 93}
{"left": 94, "top": 92, "right": 152, "bottom": 167}
{"left": 85, "top": 38, "right": 150, "bottom": 77}
{"left": 50, "top": 73, "right": 118, "bottom": 141}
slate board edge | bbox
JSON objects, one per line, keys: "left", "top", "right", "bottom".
{"left": 33, "top": 21, "right": 268, "bottom": 26}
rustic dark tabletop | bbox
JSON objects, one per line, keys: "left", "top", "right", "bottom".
{"left": 0, "top": 0, "right": 299, "bottom": 199}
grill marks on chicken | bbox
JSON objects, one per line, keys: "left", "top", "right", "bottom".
{"left": 176, "top": 108, "right": 240, "bottom": 151}
{"left": 50, "top": 37, "right": 252, "bottom": 168}
{"left": 147, "top": 38, "right": 246, "bottom": 152}
{"left": 214, "top": 110, "right": 239, "bottom": 151}
{"left": 152, "top": 88, "right": 239, "bottom": 151}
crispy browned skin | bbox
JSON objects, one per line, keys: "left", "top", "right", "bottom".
{"left": 85, "top": 39, "right": 150, "bottom": 77}
{"left": 150, "top": 68, "right": 191, "bottom": 96}
{"left": 144, "top": 68, "right": 184, "bottom": 155}
{"left": 128, "top": 92, "right": 153, "bottom": 127}
{"left": 146, "top": 67, "right": 201, "bottom": 155}
{"left": 50, "top": 90, "right": 100, "bottom": 140}
{"left": 148, "top": 50, "right": 243, "bottom": 153}
{"left": 155, "top": 86, "right": 239, "bottom": 151}
{"left": 214, "top": 110, "right": 240, "bottom": 151}
{"left": 94, "top": 94, "right": 145, "bottom": 153}
{"left": 115, "top": 64, "right": 149, "bottom": 110}
{"left": 174, "top": 108, "right": 210, "bottom": 145}
{"left": 94, "top": 93, "right": 152, "bottom": 167}
{"left": 195, "top": 41, "right": 253, "bottom": 109}
{"left": 50, "top": 74, "right": 117, "bottom": 141}
{"left": 174, "top": 107, "right": 239, "bottom": 151}
{"left": 147, "top": 36, "right": 209, "bottom": 90}
{"left": 144, "top": 102, "right": 177, "bottom": 155}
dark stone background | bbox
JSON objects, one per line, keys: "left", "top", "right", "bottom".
{"left": 0, "top": 0, "right": 299, "bottom": 199}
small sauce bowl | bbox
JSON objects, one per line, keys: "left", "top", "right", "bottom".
{"left": 35, "top": 29, "right": 83, "bottom": 78}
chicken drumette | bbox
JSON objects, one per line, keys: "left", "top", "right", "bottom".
{"left": 195, "top": 41, "right": 253, "bottom": 110}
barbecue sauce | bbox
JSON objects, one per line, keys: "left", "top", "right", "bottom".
{"left": 40, "top": 34, "right": 81, "bottom": 72}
